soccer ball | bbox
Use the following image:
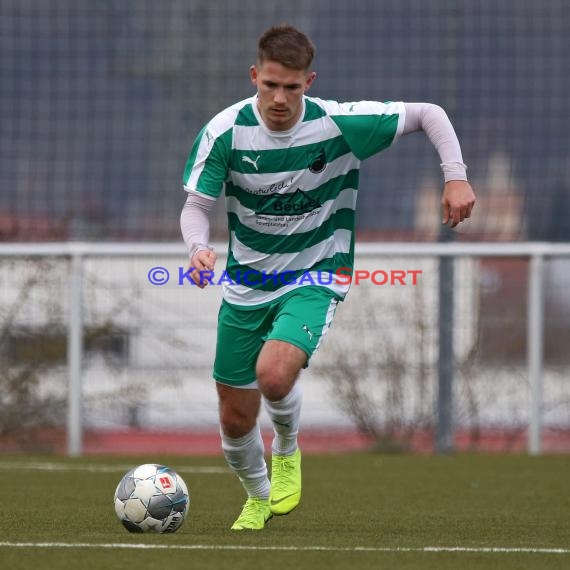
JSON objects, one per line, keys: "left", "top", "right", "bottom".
{"left": 113, "top": 464, "right": 189, "bottom": 533}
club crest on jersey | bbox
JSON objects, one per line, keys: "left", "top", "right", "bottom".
{"left": 308, "top": 148, "right": 327, "bottom": 173}
{"left": 256, "top": 189, "right": 322, "bottom": 216}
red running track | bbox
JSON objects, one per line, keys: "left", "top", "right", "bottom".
{"left": 2, "top": 428, "right": 568, "bottom": 455}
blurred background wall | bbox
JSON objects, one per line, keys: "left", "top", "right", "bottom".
{"left": 1, "top": 0, "right": 568, "bottom": 242}
{"left": 1, "top": 1, "right": 569, "bottom": 453}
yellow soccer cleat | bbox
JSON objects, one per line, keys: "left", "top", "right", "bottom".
{"left": 231, "top": 497, "right": 272, "bottom": 530}
{"left": 270, "top": 448, "right": 302, "bottom": 515}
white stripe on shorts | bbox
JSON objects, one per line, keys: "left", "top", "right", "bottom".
{"left": 314, "top": 297, "right": 338, "bottom": 353}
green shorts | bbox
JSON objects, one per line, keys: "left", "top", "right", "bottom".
{"left": 213, "top": 287, "right": 340, "bottom": 388}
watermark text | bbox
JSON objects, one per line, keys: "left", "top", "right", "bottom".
{"left": 147, "top": 267, "right": 422, "bottom": 286}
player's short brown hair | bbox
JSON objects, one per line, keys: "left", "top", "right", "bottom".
{"left": 257, "top": 24, "right": 315, "bottom": 71}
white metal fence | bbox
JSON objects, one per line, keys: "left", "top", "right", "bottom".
{"left": 1, "top": 242, "right": 569, "bottom": 456}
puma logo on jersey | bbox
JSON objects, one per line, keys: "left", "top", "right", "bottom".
{"left": 242, "top": 155, "right": 261, "bottom": 171}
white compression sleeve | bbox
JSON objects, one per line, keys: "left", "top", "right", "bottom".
{"left": 402, "top": 102, "right": 468, "bottom": 182}
{"left": 180, "top": 191, "right": 216, "bottom": 259}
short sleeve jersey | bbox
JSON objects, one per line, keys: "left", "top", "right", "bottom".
{"left": 183, "top": 96, "right": 405, "bottom": 307}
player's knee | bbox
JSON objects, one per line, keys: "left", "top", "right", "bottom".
{"left": 219, "top": 406, "right": 256, "bottom": 438}
{"left": 256, "top": 364, "right": 291, "bottom": 401}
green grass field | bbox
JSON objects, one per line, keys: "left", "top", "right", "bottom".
{"left": 0, "top": 453, "right": 568, "bottom": 570}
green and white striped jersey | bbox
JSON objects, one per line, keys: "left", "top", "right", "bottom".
{"left": 182, "top": 95, "right": 405, "bottom": 307}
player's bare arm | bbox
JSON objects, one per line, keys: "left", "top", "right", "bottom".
{"left": 189, "top": 248, "right": 217, "bottom": 289}
{"left": 441, "top": 180, "right": 476, "bottom": 228}
{"left": 180, "top": 191, "right": 216, "bottom": 288}
{"left": 402, "top": 102, "right": 476, "bottom": 228}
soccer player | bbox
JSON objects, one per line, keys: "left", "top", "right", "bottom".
{"left": 181, "top": 24, "right": 475, "bottom": 530}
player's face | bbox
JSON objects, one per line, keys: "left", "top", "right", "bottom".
{"left": 251, "top": 60, "right": 316, "bottom": 131}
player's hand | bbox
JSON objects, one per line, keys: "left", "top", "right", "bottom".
{"left": 189, "top": 248, "right": 217, "bottom": 288}
{"left": 441, "top": 180, "right": 476, "bottom": 228}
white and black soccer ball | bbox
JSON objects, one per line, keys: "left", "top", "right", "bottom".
{"left": 114, "top": 464, "right": 189, "bottom": 533}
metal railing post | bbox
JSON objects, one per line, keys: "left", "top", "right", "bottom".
{"left": 528, "top": 253, "right": 545, "bottom": 455}
{"left": 436, "top": 248, "right": 455, "bottom": 454}
{"left": 67, "top": 251, "right": 84, "bottom": 456}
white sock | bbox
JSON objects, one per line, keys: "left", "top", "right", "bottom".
{"left": 220, "top": 423, "right": 270, "bottom": 499}
{"left": 263, "top": 382, "right": 302, "bottom": 456}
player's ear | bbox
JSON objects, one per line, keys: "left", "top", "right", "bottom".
{"left": 250, "top": 65, "right": 258, "bottom": 86}
{"left": 305, "top": 71, "right": 317, "bottom": 91}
